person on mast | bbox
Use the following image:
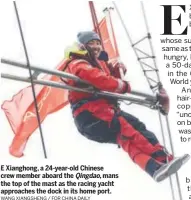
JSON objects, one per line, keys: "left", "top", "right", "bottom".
{"left": 63, "top": 31, "right": 190, "bottom": 182}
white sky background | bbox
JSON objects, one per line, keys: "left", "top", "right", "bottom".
{"left": 0, "top": 1, "right": 191, "bottom": 200}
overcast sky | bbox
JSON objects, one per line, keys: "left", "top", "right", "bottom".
{"left": 1, "top": 1, "right": 190, "bottom": 200}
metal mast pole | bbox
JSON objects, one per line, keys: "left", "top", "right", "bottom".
{"left": 13, "top": 1, "right": 47, "bottom": 158}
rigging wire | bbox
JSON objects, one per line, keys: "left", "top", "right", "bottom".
{"left": 113, "top": 1, "right": 183, "bottom": 200}
{"left": 89, "top": 2, "right": 105, "bottom": 50}
{"left": 141, "top": 2, "right": 183, "bottom": 200}
{"left": 13, "top": 1, "right": 47, "bottom": 158}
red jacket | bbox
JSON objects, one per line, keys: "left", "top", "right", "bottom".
{"left": 66, "top": 58, "right": 130, "bottom": 121}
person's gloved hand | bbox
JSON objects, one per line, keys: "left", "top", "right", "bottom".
{"left": 158, "top": 87, "right": 170, "bottom": 115}
{"left": 112, "top": 61, "right": 127, "bottom": 79}
{"left": 121, "top": 80, "right": 131, "bottom": 94}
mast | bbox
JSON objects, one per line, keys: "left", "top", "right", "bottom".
{"left": 13, "top": 1, "right": 47, "bottom": 158}
{"left": 89, "top": 1, "right": 105, "bottom": 50}
{"left": 103, "top": 7, "right": 120, "bottom": 57}
{"left": 113, "top": 2, "right": 183, "bottom": 200}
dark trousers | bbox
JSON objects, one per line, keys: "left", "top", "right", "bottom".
{"left": 74, "top": 109, "right": 173, "bottom": 176}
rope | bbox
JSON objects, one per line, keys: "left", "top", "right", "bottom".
{"left": 113, "top": 2, "right": 181, "bottom": 200}
{"left": 141, "top": 2, "right": 182, "bottom": 199}
{"left": 13, "top": 1, "right": 47, "bottom": 158}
